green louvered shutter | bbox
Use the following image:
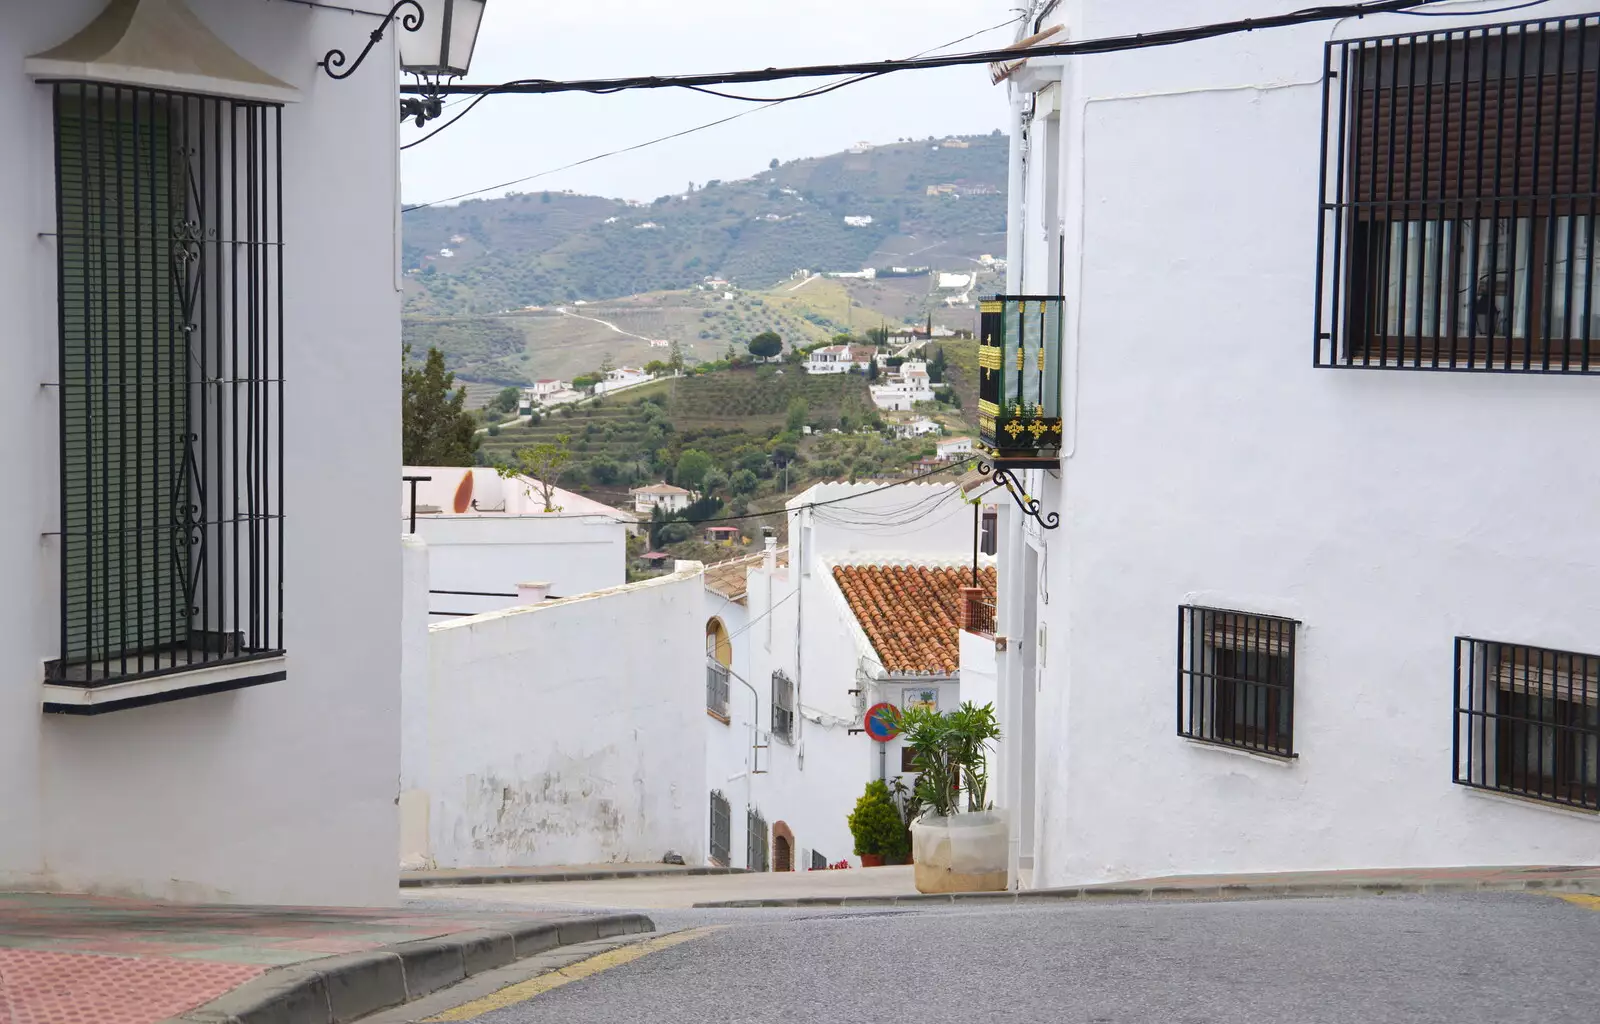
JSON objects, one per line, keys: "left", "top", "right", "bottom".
{"left": 56, "top": 92, "right": 190, "bottom": 678}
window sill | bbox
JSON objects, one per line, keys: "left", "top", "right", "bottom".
{"left": 1181, "top": 736, "right": 1298, "bottom": 767}
{"left": 706, "top": 708, "right": 731, "bottom": 725}
{"left": 1458, "top": 784, "right": 1600, "bottom": 821}
{"left": 42, "top": 655, "right": 287, "bottom": 715}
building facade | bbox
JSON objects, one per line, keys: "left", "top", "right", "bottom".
{"left": 0, "top": 0, "right": 403, "bottom": 904}
{"left": 993, "top": 0, "right": 1600, "bottom": 889}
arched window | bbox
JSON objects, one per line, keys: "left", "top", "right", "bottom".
{"left": 706, "top": 617, "right": 732, "bottom": 668}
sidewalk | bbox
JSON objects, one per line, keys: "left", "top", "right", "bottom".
{"left": 691, "top": 863, "right": 1600, "bottom": 908}
{"left": 0, "top": 891, "right": 651, "bottom": 1024}
{"left": 401, "top": 864, "right": 746, "bottom": 888}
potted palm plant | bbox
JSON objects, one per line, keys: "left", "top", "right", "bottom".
{"left": 899, "top": 701, "right": 1007, "bottom": 894}
{"left": 847, "top": 779, "right": 908, "bottom": 867}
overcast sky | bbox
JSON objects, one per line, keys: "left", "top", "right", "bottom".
{"left": 399, "top": 1, "right": 1018, "bottom": 208}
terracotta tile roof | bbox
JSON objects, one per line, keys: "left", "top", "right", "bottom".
{"left": 704, "top": 550, "right": 788, "bottom": 603}
{"left": 832, "top": 564, "right": 997, "bottom": 676}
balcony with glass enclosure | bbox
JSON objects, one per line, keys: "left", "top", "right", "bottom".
{"left": 977, "top": 296, "right": 1064, "bottom": 464}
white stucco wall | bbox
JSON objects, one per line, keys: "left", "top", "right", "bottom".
{"left": 415, "top": 515, "right": 626, "bottom": 616}
{"left": 411, "top": 570, "right": 707, "bottom": 868}
{"left": 1, "top": 0, "right": 401, "bottom": 905}
{"left": 1009, "top": 0, "right": 1600, "bottom": 887}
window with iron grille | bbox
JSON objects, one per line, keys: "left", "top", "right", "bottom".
{"left": 706, "top": 659, "right": 731, "bottom": 719}
{"left": 1316, "top": 13, "right": 1600, "bottom": 372}
{"left": 46, "top": 82, "right": 284, "bottom": 688}
{"left": 1454, "top": 637, "right": 1599, "bottom": 811}
{"left": 1178, "top": 606, "right": 1299, "bottom": 758}
{"left": 709, "top": 790, "right": 731, "bottom": 867}
{"left": 746, "top": 807, "right": 769, "bottom": 872}
{"left": 771, "top": 669, "right": 795, "bottom": 743}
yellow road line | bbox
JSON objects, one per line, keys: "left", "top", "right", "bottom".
{"left": 424, "top": 927, "right": 721, "bottom": 1022}
{"left": 1554, "top": 894, "right": 1600, "bottom": 912}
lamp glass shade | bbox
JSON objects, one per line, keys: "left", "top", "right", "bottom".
{"left": 399, "top": 0, "right": 485, "bottom": 77}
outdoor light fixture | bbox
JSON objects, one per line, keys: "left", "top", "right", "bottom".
{"left": 319, "top": 0, "right": 486, "bottom": 126}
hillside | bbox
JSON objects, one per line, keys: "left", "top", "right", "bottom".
{"left": 402, "top": 133, "right": 1008, "bottom": 317}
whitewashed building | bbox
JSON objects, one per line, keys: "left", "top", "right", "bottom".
{"left": 404, "top": 467, "right": 631, "bottom": 618}
{"left": 594, "top": 366, "right": 652, "bottom": 394}
{"left": 989, "top": 0, "right": 1600, "bottom": 891}
{"left": 0, "top": 0, "right": 419, "bottom": 905}
{"left": 805, "top": 345, "right": 875, "bottom": 375}
{"left": 935, "top": 437, "right": 974, "bottom": 460}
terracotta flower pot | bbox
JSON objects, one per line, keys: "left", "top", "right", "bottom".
{"left": 859, "top": 853, "right": 885, "bottom": 867}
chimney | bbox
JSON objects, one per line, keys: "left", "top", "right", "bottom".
{"left": 762, "top": 528, "right": 778, "bottom": 573}
{"left": 515, "top": 582, "right": 551, "bottom": 606}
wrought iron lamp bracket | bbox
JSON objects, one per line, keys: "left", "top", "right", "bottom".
{"left": 319, "top": 0, "right": 425, "bottom": 81}
{"left": 977, "top": 458, "right": 1061, "bottom": 531}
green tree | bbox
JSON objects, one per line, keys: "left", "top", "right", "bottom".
{"left": 785, "top": 398, "right": 808, "bottom": 434}
{"left": 769, "top": 157, "right": 780, "bottom": 170}
{"left": 675, "top": 449, "right": 713, "bottom": 491}
{"left": 748, "top": 331, "right": 783, "bottom": 359}
{"left": 658, "top": 522, "right": 694, "bottom": 545}
{"left": 491, "top": 386, "right": 521, "bottom": 415}
{"left": 927, "top": 346, "right": 949, "bottom": 384}
{"left": 867, "top": 359, "right": 880, "bottom": 382}
{"left": 572, "top": 374, "right": 597, "bottom": 391}
{"left": 668, "top": 339, "right": 685, "bottom": 374}
{"left": 402, "top": 346, "right": 479, "bottom": 466}
{"left": 729, "top": 469, "right": 759, "bottom": 495}
{"left": 701, "top": 469, "right": 729, "bottom": 496}
{"left": 499, "top": 435, "right": 573, "bottom": 512}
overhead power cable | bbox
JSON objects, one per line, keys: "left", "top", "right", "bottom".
{"left": 400, "top": 14, "right": 1026, "bottom": 206}
{"left": 402, "top": 0, "right": 1467, "bottom": 102}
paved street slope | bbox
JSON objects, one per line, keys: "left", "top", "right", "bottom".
{"left": 428, "top": 894, "right": 1599, "bottom": 1024}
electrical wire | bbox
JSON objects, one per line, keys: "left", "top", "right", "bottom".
{"left": 404, "top": 0, "right": 1463, "bottom": 103}
{"left": 1398, "top": 0, "right": 1548, "bottom": 13}
{"left": 400, "top": 14, "right": 1027, "bottom": 205}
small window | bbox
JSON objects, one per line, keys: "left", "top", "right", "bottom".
{"left": 1316, "top": 16, "right": 1600, "bottom": 372}
{"left": 771, "top": 670, "right": 795, "bottom": 742}
{"left": 709, "top": 790, "right": 731, "bottom": 867}
{"left": 1454, "top": 638, "right": 1598, "bottom": 811}
{"left": 979, "top": 509, "right": 998, "bottom": 556}
{"left": 1178, "top": 606, "right": 1299, "bottom": 758}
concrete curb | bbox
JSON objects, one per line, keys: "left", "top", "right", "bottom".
{"left": 401, "top": 866, "right": 747, "bottom": 888}
{"left": 162, "top": 913, "right": 654, "bottom": 1024}
{"left": 690, "top": 876, "right": 1600, "bottom": 909}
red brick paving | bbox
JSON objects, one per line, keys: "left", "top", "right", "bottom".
{"left": 0, "top": 892, "right": 567, "bottom": 1024}
{"left": 0, "top": 949, "right": 261, "bottom": 1024}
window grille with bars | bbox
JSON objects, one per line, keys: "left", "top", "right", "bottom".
{"left": 1177, "top": 606, "right": 1299, "bottom": 759}
{"left": 1316, "top": 13, "right": 1600, "bottom": 371}
{"left": 1454, "top": 637, "right": 1599, "bottom": 811}
{"left": 706, "top": 659, "right": 731, "bottom": 718}
{"left": 771, "top": 670, "right": 795, "bottom": 743}
{"left": 47, "top": 81, "right": 284, "bottom": 688}
{"left": 747, "top": 807, "right": 769, "bottom": 872}
{"left": 709, "top": 790, "right": 731, "bottom": 867}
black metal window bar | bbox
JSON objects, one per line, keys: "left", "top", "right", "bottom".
{"left": 707, "top": 659, "right": 731, "bottom": 718}
{"left": 1178, "top": 606, "right": 1299, "bottom": 758}
{"left": 746, "top": 807, "right": 769, "bottom": 872}
{"left": 48, "top": 82, "right": 284, "bottom": 686}
{"left": 771, "top": 670, "right": 795, "bottom": 743}
{"left": 709, "top": 790, "right": 732, "bottom": 868}
{"left": 1454, "top": 637, "right": 1599, "bottom": 811}
{"left": 1317, "top": 13, "right": 1600, "bottom": 372}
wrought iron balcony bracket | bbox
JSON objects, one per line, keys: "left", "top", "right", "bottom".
{"left": 977, "top": 458, "right": 1061, "bottom": 531}
{"left": 319, "top": 0, "right": 425, "bottom": 81}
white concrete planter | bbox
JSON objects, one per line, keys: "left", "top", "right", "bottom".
{"left": 910, "top": 810, "right": 1010, "bottom": 894}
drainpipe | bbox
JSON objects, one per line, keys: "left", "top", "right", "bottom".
{"left": 763, "top": 529, "right": 777, "bottom": 652}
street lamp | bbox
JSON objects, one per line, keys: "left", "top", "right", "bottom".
{"left": 318, "top": 0, "right": 487, "bottom": 126}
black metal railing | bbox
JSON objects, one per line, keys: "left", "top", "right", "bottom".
{"left": 1454, "top": 637, "right": 1599, "bottom": 811}
{"left": 747, "top": 807, "right": 769, "bottom": 872}
{"left": 1178, "top": 606, "right": 1299, "bottom": 759}
{"left": 977, "top": 295, "right": 1064, "bottom": 457}
{"left": 709, "top": 790, "right": 731, "bottom": 867}
{"left": 428, "top": 589, "right": 519, "bottom": 618}
{"left": 771, "top": 670, "right": 795, "bottom": 743}
{"left": 1317, "top": 13, "right": 1600, "bottom": 372}
{"left": 48, "top": 82, "right": 284, "bottom": 686}
{"left": 707, "top": 659, "right": 731, "bottom": 718}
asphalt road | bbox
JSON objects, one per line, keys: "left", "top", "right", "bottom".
{"left": 428, "top": 893, "right": 1600, "bottom": 1024}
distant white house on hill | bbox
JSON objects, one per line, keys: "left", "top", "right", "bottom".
{"left": 843, "top": 215, "right": 874, "bottom": 227}
{"left": 805, "top": 345, "right": 875, "bottom": 375}
{"left": 594, "top": 367, "right": 652, "bottom": 394}
{"left": 632, "top": 483, "right": 696, "bottom": 514}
